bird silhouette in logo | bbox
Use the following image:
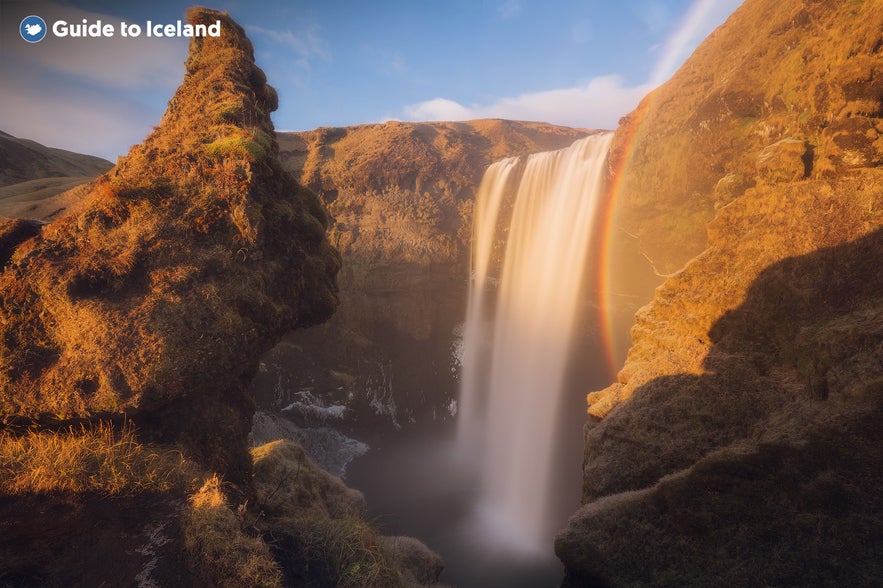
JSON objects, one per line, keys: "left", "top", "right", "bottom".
{"left": 24, "top": 23, "right": 43, "bottom": 36}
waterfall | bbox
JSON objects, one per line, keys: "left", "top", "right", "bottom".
{"left": 458, "top": 132, "right": 613, "bottom": 552}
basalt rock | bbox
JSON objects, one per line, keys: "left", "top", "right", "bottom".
{"left": 0, "top": 7, "right": 340, "bottom": 484}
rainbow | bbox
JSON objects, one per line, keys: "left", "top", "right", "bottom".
{"left": 595, "top": 93, "right": 654, "bottom": 377}
{"left": 594, "top": 0, "right": 729, "bottom": 376}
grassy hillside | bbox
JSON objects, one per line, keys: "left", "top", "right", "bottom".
{"left": 0, "top": 131, "right": 112, "bottom": 187}
{"left": 0, "top": 131, "right": 112, "bottom": 220}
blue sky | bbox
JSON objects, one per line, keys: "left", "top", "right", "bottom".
{"left": 0, "top": 0, "right": 742, "bottom": 160}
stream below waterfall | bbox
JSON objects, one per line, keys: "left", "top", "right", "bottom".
{"left": 250, "top": 134, "right": 641, "bottom": 586}
{"left": 344, "top": 305, "right": 610, "bottom": 587}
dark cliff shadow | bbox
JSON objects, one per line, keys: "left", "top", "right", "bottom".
{"left": 705, "top": 226, "right": 883, "bottom": 384}
{"left": 560, "top": 227, "right": 883, "bottom": 587}
{"left": 0, "top": 491, "right": 193, "bottom": 587}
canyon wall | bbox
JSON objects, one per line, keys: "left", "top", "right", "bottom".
{"left": 558, "top": 0, "right": 882, "bottom": 585}
{"left": 257, "top": 122, "right": 590, "bottom": 432}
{"left": 279, "top": 119, "right": 587, "bottom": 287}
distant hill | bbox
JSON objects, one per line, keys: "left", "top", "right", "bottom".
{"left": 0, "top": 131, "right": 112, "bottom": 219}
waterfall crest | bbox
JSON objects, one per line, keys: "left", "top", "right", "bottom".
{"left": 458, "top": 132, "right": 613, "bottom": 551}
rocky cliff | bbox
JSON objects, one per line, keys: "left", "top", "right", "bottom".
{"left": 0, "top": 9, "right": 446, "bottom": 587}
{"left": 558, "top": 0, "right": 882, "bottom": 585}
{"left": 254, "top": 121, "right": 589, "bottom": 433}
{"left": 0, "top": 7, "right": 339, "bottom": 483}
{"left": 278, "top": 120, "right": 587, "bottom": 287}
{"left": 605, "top": 0, "right": 881, "bottom": 279}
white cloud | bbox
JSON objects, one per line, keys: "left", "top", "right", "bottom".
{"left": 498, "top": 0, "right": 524, "bottom": 20}
{"left": 404, "top": 98, "right": 477, "bottom": 121}
{"left": 403, "top": 75, "right": 653, "bottom": 130}
{"left": 4, "top": 2, "right": 185, "bottom": 91}
{"left": 246, "top": 23, "right": 329, "bottom": 68}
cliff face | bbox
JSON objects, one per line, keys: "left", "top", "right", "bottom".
{"left": 255, "top": 121, "right": 589, "bottom": 432}
{"left": 0, "top": 8, "right": 340, "bottom": 480}
{"left": 558, "top": 0, "right": 882, "bottom": 585}
{"left": 278, "top": 120, "right": 587, "bottom": 287}
{"left": 606, "top": 0, "right": 882, "bottom": 277}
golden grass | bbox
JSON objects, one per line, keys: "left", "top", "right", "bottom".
{"left": 297, "top": 516, "right": 405, "bottom": 588}
{"left": 0, "top": 421, "right": 196, "bottom": 495}
{"left": 204, "top": 135, "right": 266, "bottom": 162}
{"left": 250, "top": 440, "right": 404, "bottom": 587}
{"left": 183, "top": 475, "right": 283, "bottom": 588}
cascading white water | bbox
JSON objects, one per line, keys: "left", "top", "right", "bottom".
{"left": 458, "top": 132, "right": 613, "bottom": 552}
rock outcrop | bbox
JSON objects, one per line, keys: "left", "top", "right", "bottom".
{"left": 558, "top": 0, "right": 882, "bottom": 585}
{"left": 0, "top": 8, "right": 340, "bottom": 483}
{"left": 1, "top": 9, "right": 446, "bottom": 587}
{"left": 248, "top": 440, "right": 444, "bottom": 587}
{"left": 605, "top": 0, "right": 882, "bottom": 278}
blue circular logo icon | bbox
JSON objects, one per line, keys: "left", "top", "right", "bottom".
{"left": 20, "top": 15, "right": 48, "bottom": 43}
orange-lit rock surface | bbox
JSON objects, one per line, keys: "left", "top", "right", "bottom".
{"left": 559, "top": 0, "right": 882, "bottom": 585}
{"left": 0, "top": 8, "right": 340, "bottom": 480}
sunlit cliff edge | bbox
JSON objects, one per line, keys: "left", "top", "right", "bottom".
{"left": 278, "top": 119, "right": 589, "bottom": 289}
{"left": 558, "top": 0, "right": 882, "bottom": 585}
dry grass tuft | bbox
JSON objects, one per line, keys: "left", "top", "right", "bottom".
{"left": 296, "top": 516, "right": 405, "bottom": 588}
{"left": 0, "top": 421, "right": 196, "bottom": 495}
{"left": 250, "top": 440, "right": 404, "bottom": 587}
{"left": 183, "top": 475, "right": 283, "bottom": 588}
